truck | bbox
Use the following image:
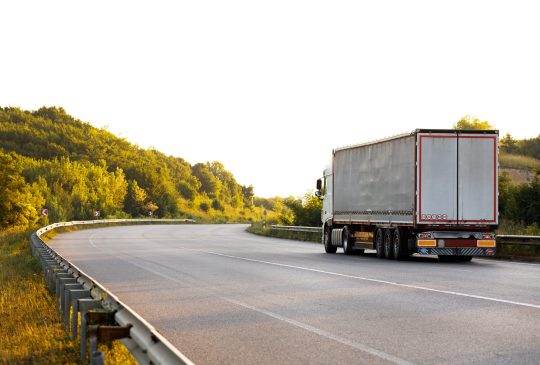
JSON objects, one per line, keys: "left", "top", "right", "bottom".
{"left": 315, "top": 129, "right": 498, "bottom": 261}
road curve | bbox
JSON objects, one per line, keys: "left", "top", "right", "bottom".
{"left": 48, "top": 224, "right": 540, "bottom": 365}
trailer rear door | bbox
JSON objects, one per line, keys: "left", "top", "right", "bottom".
{"left": 417, "top": 131, "right": 498, "bottom": 226}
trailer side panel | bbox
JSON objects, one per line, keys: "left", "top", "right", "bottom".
{"left": 333, "top": 135, "right": 415, "bottom": 224}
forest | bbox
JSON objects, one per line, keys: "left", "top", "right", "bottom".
{"left": 0, "top": 109, "right": 539, "bottom": 233}
{"left": 0, "top": 106, "right": 299, "bottom": 231}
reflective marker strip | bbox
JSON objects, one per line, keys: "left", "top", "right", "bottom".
{"left": 417, "top": 239, "right": 436, "bottom": 247}
{"left": 477, "top": 240, "right": 496, "bottom": 247}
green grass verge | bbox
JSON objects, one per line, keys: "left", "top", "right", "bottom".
{"left": 246, "top": 222, "right": 321, "bottom": 243}
{"left": 0, "top": 225, "right": 146, "bottom": 364}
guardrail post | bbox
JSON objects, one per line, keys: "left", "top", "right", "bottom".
{"left": 79, "top": 300, "right": 104, "bottom": 362}
{"left": 51, "top": 269, "right": 73, "bottom": 311}
{"left": 86, "top": 311, "right": 117, "bottom": 364}
{"left": 56, "top": 277, "right": 78, "bottom": 313}
{"left": 88, "top": 324, "right": 132, "bottom": 365}
{"left": 63, "top": 283, "right": 84, "bottom": 329}
{"left": 70, "top": 290, "right": 92, "bottom": 340}
{"left": 90, "top": 350, "right": 104, "bottom": 365}
{"left": 43, "top": 257, "right": 59, "bottom": 272}
{"left": 49, "top": 269, "right": 69, "bottom": 294}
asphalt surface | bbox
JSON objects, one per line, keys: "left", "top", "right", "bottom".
{"left": 48, "top": 224, "right": 540, "bottom": 365}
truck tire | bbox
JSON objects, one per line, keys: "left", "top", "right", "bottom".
{"left": 342, "top": 226, "right": 354, "bottom": 255}
{"left": 384, "top": 229, "right": 394, "bottom": 259}
{"left": 392, "top": 228, "right": 408, "bottom": 260}
{"left": 375, "top": 228, "right": 385, "bottom": 258}
{"left": 324, "top": 226, "right": 337, "bottom": 254}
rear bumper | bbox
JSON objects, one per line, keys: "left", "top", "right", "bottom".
{"left": 416, "top": 247, "right": 496, "bottom": 256}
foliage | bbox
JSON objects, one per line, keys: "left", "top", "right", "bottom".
{"left": 499, "top": 171, "right": 540, "bottom": 227}
{"left": 0, "top": 106, "right": 268, "bottom": 227}
{"left": 0, "top": 152, "right": 44, "bottom": 230}
{"left": 453, "top": 115, "right": 494, "bottom": 130}
{"left": 500, "top": 132, "right": 540, "bottom": 161}
{"left": 282, "top": 191, "right": 322, "bottom": 227}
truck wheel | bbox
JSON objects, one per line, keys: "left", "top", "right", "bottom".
{"left": 392, "top": 228, "right": 408, "bottom": 260}
{"left": 342, "top": 226, "right": 354, "bottom": 255}
{"left": 324, "top": 226, "right": 337, "bottom": 254}
{"left": 384, "top": 229, "right": 394, "bottom": 259}
{"left": 375, "top": 228, "right": 385, "bottom": 258}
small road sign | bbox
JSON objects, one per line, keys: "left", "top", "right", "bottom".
{"left": 41, "top": 208, "right": 48, "bottom": 216}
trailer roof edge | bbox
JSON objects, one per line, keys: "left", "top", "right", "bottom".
{"left": 333, "top": 129, "right": 499, "bottom": 153}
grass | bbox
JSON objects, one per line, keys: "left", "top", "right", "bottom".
{"left": 0, "top": 228, "right": 137, "bottom": 364}
{"left": 499, "top": 152, "right": 540, "bottom": 170}
{"left": 498, "top": 218, "right": 540, "bottom": 235}
{"left": 247, "top": 222, "right": 321, "bottom": 243}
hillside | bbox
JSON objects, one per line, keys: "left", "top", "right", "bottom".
{"left": 499, "top": 132, "right": 540, "bottom": 185}
{"left": 499, "top": 152, "right": 540, "bottom": 185}
{"left": 0, "top": 106, "right": 288, "bottom": 229}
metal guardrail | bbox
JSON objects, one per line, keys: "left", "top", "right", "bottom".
{"left": 497, "top": 235, "right": 540, "bottom": 246}
{"left": 31, "top": 219, "right": 196, "bottom": 365}
{"left": 271, "top": 225, "right": 322, "bottom": 233}
{"left": 272, "top": 226, "right": 540, "bottom": 247}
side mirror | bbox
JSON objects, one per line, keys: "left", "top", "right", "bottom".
{"left": 316, "top": 179, "right": 322, "bottom": 190}
{"left": 315, "top": 190, "right": 321, "bottom": 197}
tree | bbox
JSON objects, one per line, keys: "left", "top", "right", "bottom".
{"left": 125, "top": 180, "right": 148, "bottom": 216}
{"left": 0, "top": 152, "right": 44, "bottom": 229}
{"left": 453, "top": 115, "right": 494, "bottom": 130}
{"left": 500, "top": 132, "right": 518, "bottom": 153}
{"left": 192, "top": 163, "right": 220, "bottom": 197}
{"left": 283, "top": 191, "right": 322, "bottom": 226}
{"left": 242, "top": 185, "right": 254, "bottom": 206}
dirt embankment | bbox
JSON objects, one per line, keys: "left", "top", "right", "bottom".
{"left": 500, "top": 167, "right": 535, "bottom": 185}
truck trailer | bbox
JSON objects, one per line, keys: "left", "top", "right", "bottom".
{"left": 315, "top": 129, "right": 498, "bottom": 261}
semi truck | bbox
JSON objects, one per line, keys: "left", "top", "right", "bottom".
{"left": 315, "top": 129, "right": 498, "bottom": 261}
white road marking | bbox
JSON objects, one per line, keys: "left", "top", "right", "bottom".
{"left": 89, "top": 232, "right": 540, "bottom": 310}
{"left": 221, "top": 297, "right": 418, "bottom": 365}
{"left": 89, "top": 233, "right": 416, "bottom": 364}
{"left": 185, "top": 248, "right": 540, "bottom": 310}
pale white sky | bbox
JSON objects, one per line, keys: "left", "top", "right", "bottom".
{"left": 1, "top": 1, "right": 539, "bottom": 197}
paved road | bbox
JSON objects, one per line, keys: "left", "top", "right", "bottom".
{"left": 49, "top": 224, "right": 540, "bottom": 365}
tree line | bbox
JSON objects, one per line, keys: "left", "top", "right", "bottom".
{"left": 0, "top": 107, "right": 272, "bottom": 230}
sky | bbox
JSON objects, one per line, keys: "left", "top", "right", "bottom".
{"left": 1, "top": 1, "right": 539, "bottom": 198}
